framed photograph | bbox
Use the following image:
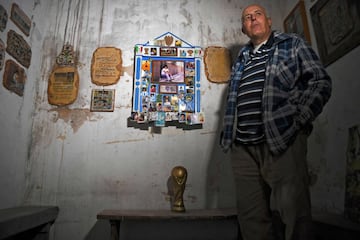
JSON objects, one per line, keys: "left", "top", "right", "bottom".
{"left": 90, "top": 89, "right": 115, "bottom": 112}
{"left": 160, "top": 47, "right": 177, "bottom": 56}
{"left": 151, "top": 60, "right": 185, "bottom": 83}
{"left": 159, "top": 84, "right": 177, "bottom": 94}
{"left": 310, "top": 0, "right": 360, "bottom": 66}
{"left": 284, "top": 0, "right": 311, "bottom": 44}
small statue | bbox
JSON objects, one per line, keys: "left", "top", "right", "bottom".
{"left": 171, "top": 166, "right": 187, "bottom": 212}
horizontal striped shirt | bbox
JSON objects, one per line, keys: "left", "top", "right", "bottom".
{"left": 235, "top": 39, "right": 272, "bottom": 144}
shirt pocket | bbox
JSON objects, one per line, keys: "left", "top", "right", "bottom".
{"left": 273, "top": 52, "right": 301, "bottom": 91}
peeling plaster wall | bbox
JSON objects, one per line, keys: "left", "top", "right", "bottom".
{"left": 283, "top": 0, "right": 360, "bottom": 214}
{"left": 0, "top": 0, "right": 359, "bottom": 239}
{"left": 0, "top": 0, "right": 36, "bottom": 208}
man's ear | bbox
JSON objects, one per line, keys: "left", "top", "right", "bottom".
{"left": 267, "top": 17, "right": 272, "bottom": 28}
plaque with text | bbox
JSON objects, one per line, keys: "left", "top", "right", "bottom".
{"left": 91, "top": 47, "right": 122, "bottom": 86}
{"left": 10, "top": 3, "right": 31, "bottom": 36}
{"left": 0, "top": 4, "right": 8, "bottom": 32}
{"left": 3, "top": 59, "right": 26, "bottom": 96}
{"left": 48, "top": 66, "right": 79, "bottom": 106}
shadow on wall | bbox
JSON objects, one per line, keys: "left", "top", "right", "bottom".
{"left": 205, "top": 44, "right": 244, "bottom": 209}
{"left": 84, "top": 219, "right": 110, "bottom": 240}
{"left": 84, "top": 219, "right": 238, "bottom": 240}
{"left": 82, "top": 44, "right": 245, "bottom": 240}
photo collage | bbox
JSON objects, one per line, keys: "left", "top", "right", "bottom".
{"left": 130, "top": 59, "right": 204, "bottom": 126}
{"left": 130, "top": 32, "right": 204, "bottom": 128}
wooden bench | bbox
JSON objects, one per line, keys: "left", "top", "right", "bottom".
{"left": 97, "top": 208, "right": 238, "bottom": 240}
{"left": 0, "top": 206, "right": 59, "bottom": 240}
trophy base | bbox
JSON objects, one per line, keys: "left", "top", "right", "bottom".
{"left": 171, "top": 205, "right": 186, "bottom": 212}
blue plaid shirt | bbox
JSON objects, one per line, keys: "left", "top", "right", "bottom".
{"left": 220, "top": 31, "right": 332, "bottom": 155}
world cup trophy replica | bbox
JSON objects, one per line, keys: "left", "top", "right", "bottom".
{"left": 171, "top": 166, "right": 188, "bottom": 212}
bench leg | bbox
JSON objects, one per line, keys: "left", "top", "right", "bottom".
{"left": 110, "top": 220, "right": 120, "bottom": 240}
{"left": 33, "top": 223, "right": 52, "bottom": 240}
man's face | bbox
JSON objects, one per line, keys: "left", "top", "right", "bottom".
{"left": 242, "top": 5, "right": 272, "bottom": 44}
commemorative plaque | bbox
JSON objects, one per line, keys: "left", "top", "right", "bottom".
{"left": 204, "top": 46, "right": 231, "bottom": 83}
{"left": 3, "top": 59, "right": 26, "bottom": 96}
{"left": 0, "top": 4, "right": 8, "bottom": 32}
{"left": 48, "top": 66, "right": 79, "bottom": 106}
{"left": 48, "top": 44, "right": 79, "bottom": 106}
{"left": 91, "top": 47, "right": 122, "bottom": 86}
{"left": 10, "top": 3, "right": 31, "bottom": 36}
{"left": 6, "top": 30, "right": 32, "bottom": 68}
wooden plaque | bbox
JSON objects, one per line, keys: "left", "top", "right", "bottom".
{"left": 0, "top": 4, "right": 8, "bottom": 32}
{"left": 204, "top": 46, "right": 231, "bottom": 83}
{"left": 10, "top": 3, "right": 31, "bottom": 36}
{"left": 3, "top": 59, "right": 26, "bottom": 96}
{"left": 48, "top": 66, "right": 79, "bottom": 106}
{"left": 91, "top": 47, "right": 122, "bottom": 86}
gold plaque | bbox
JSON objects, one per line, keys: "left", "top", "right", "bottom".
{"left": 91, "top": 47, "right": 122, "bottom": 86}
{"left": 48, "top": 66, "right": 79, "bottom": 106}
{"left": 204, "top": 46, "right": 231, "bottom": 83}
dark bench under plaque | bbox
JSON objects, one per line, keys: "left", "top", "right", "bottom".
{"left": 0, "top": 205, "right": 59, "bottom": 240}
{"left": 97, "top": 208, "right": 238, "bottom": 240}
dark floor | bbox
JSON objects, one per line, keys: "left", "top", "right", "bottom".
{"left": 312, "top": 211, "right": 360, "bottom": 240}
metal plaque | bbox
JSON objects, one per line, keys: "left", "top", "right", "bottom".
{"left": 10, "top": 3, "right": 31, "bottom": 36}
{"left": 6, "top": 30, "right": 31, "bottom": 68}
{"left": 3, "top": 59, "right": 26, "bottom": 96}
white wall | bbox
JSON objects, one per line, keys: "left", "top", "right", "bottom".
{"left": 0, "top": 0, "right": 358, "bottom": 239}
{"left": 0, "top": 0, "right": 35, "bottom": 208}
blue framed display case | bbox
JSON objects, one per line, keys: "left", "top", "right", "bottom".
{"left": 129, "top": 32, "right": 204, "bottom": 129}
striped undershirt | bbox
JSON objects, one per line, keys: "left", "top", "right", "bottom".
{"left": 235, "top": 40, "right": 272, "bottom": 145}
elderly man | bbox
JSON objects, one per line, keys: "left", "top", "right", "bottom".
{"left": 220, "top": 4, "right": 331, "bottom": 240}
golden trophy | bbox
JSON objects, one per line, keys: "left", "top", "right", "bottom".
{"left": 170, "top": 166, "right": 188, "bottom": 212}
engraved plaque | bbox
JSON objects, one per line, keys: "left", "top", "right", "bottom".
{"left": 6, "top": 30, "right": 32, "bottom": 68}
{"left": 10, "top": 3, "right": 31, "bottom": 36}
{"left": 91, "top": 47, "right": 122, "bottom": 86}
{"left": 0, "top": 4, "right": 8, "bottom": 32}
{"left": 3, "top": 59, "right": 26, "bottom": 96}
{"left": 48, "top": 66, "right": 79, "bottom": 106}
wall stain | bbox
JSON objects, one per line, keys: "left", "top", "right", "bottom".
{"left": 122, "top": 64, "right": 134, "bottom": 76}
{"left": 57, "top": 134, "right": 66, "bottom": 141}
{"left": 200, "top": 131, "right": 217, "bottom": 135}
{"left": 49, "top": 107, "right": 94, "bottom": 133}
{"left": 105, "top": 138, "right": 146, "bottom": 144}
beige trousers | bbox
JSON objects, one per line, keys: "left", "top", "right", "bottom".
{"left": 230, "top": 132, "right": 313, "bottom": 240}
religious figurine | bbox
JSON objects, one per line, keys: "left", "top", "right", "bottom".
{"left": 170, "top": 166, "right": 188, "bottom": 212}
